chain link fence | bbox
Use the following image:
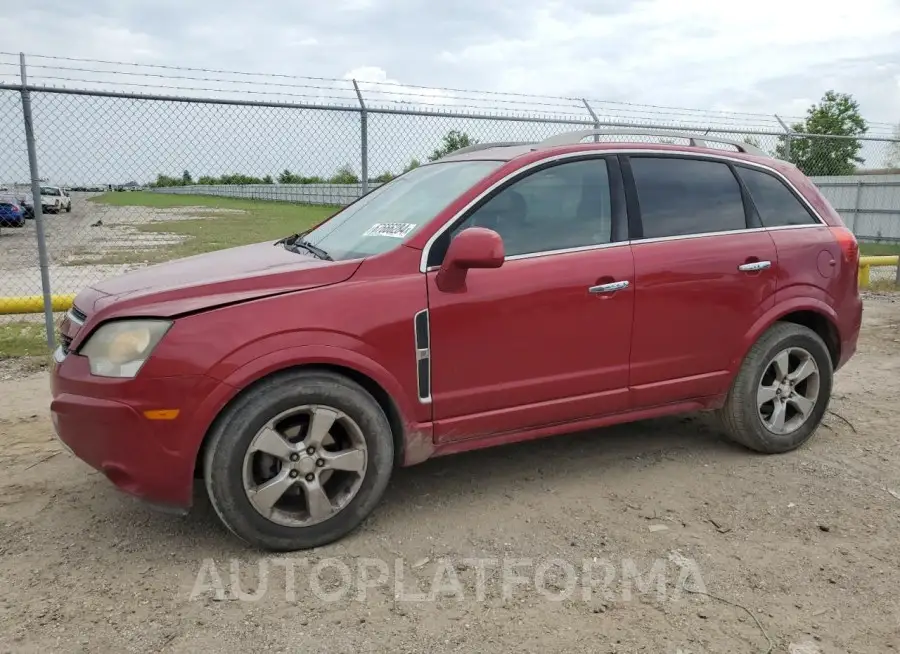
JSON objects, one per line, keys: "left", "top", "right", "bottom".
{"left": 1, "top": 52, "right": 899, "bottom": 351}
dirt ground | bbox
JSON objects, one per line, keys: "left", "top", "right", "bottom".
{"left": 1, "top": 294, "right": 899, "bottom": 653}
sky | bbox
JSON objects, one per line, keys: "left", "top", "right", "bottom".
{"left": 1, "top": 0, "right": 899, "bottom": 183}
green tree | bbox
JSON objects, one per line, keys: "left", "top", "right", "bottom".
{"left": 428, "top": 130, "right": 477, "bottom": 161}
{"left": 403, "top": 158, "right": 421, "bottom": 173}
{"left": 278, "top": 169, "right": 296, "bottom": 184}
{"left": 182, "top": 170, "right": 193, "bottom": 185}
{"left": 151, "top": 174, "right": 182, "bottom": 188}
{"left": 373, "top": 171, "right": 396, "bottom": 183}
{"left": 775, "top": 90, "right": 868, "bottom": 176}
{"left": 262, "top": 174, "right": 274, "bottom": 185}
{"left": 329, "top": 165, "right": 360, "bottom": 184}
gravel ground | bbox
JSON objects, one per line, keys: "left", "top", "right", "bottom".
{"left": 0, "top": 193, "right": 208, "bottom": 298}
{"left": 0, "top": 294, "right": 898, "bottom": 653}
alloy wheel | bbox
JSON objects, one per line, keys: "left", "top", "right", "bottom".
{"left": 757, "top": 346, "right": 821, "bottom": 435}
{"left": 241, "top": 405, "right": 368, "bottom": 527}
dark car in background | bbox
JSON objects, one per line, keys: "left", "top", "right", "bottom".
{"left": 18, "top": 191, "right": 34, "bottom": 219}
{"left": 0, "top": 193, "right": 25, "bottom": 227}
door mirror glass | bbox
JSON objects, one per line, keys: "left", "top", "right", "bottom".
{"left": 436, "top": 227, "right": 504, "bottom": 291}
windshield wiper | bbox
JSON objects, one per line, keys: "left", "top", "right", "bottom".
{"left": 275, "top": 232, "right": 332, "bottom": 260}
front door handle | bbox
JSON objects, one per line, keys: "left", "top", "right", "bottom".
{"left": 738, "top": 260, "right": 772, "bottom": 272}
{"left": 589, "top": 280, "right": 630, "bottom": 294}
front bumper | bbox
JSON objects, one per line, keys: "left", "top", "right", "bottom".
{"left": 50, "top": 352, "right": 221, "bottom": 509}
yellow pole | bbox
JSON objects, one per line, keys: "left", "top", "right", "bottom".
{"left": 0, "top": 295, "right": 76, "bottom": 315}
{"left": 858, "top": 263, "right": 870, "bottom": 288}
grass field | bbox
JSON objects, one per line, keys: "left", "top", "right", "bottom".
{"left": 0, "top": 321, "right": 49, "bottom": 358}
{"left": 84, "top": 192, "right": 340, "bottom": 264}
{"left": 859, "top": 242, "right": 900, "bottom": 256}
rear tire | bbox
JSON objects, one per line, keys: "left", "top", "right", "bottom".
{"left": 718, "top": 322, "right": 833, "bottom": 454}
{"left": 203, "top": 369, "right": 394, "bottom": 551}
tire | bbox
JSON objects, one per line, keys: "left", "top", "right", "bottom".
{"left": 718, "top": 322, "right": 833, "bottom": 454}
{"left": 203, "top": 369, "right": 395, "bottom": 551}
{"left": 65, "top": 203, "right": 71, "bottom": 213}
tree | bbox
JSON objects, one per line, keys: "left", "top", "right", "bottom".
{"left": 428, "top": 130, "right": 477, "bottom": 161}
{"left": 403, "top": 158, "right": 421, "bottom": 173}
{"left": 373, "top": 171, "right": 396, "bottom": 183}
{"left": 182, "top": 169, "right": 193, "bottom": 185}
{"left": 885, "top": 123, "right": 900, "bottom": 169}
{"left": 330, "top": 165, "right": 360, "bottom": 185}
{"left": 151, "top": 174, "right": 182, "bottom": 188}
{"left": 775, "top": 90, "right": 868, "bottom": 176}
{"left": 262, "top": 174, "right": 273, "bottom": 185}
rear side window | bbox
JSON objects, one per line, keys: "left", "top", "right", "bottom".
{"left": 737, "top": 166, "right": 818, "bottom": 227}
{"left": 630, "top": 157, "right": 747, "bottom": 239}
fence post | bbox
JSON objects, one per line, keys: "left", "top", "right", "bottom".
{"left": 582, "top": 98, "right": 600, "bottom": 142}
{"left": 852, "top": 180, "right": 863, "bottom": 234}
{"left": 352, "top": 80, "right": 368, "bottom": 195}
{"left": 775, "top": 114, "right": 792, "bottom": 160}
{"left": 19, "top": 52, "right": 56, "bottom": 350}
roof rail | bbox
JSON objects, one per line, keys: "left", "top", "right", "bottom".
{"left": 446, "top": 141, "right": 536, "bottom": 156}
{"left": 538, "top": 128, "right": 768, "bottom": 157}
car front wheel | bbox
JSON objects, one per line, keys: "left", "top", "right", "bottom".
{"left": 719, "top": 322, "right": 833, "bottom": 454}
{"left": 203, "top": 369, "right": 395, "bottom": 551}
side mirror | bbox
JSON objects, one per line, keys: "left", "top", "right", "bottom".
{"left": 435, "top": 227, "right": 504, "bottom": 292}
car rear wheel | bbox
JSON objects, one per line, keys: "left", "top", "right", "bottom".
{"left": 203, "top": 369, "right": 394, "bottom": 551}
{"left": 65, "top": 203, "right": 71, "bottom": 213}
{"left": 718, "top": 322, "right": 833, "bottom": 454}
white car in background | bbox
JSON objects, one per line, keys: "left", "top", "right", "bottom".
{"left": 39, "top": 185, "right": 72, "bottom": 214}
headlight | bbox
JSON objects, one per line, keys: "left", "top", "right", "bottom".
{"left": 79, "top": 319, "right": 172, "bottom": 378}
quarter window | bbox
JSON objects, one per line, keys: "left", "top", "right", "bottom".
{"left": 630, "top": 157, "right": 747, "bottom": 239}
{"left": 737, "top": 166, "right": 817, "bottom": 227}
{"left": 446, "top": 158, "right": 612, "bottom": 259}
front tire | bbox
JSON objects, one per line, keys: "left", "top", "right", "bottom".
{"left": 203, "top": 370, "right": 395, "bottom": 551}
{"left": 718, "top": 322, "right": 833, "bottom": 454}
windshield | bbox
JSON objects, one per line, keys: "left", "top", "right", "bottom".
{"left": 299, "top": 160, "right": 504, "bottom": 261}
{"left": 40, "top": 186, "right": 61, "bottom": 196}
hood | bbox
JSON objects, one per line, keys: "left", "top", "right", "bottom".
{"left": 78, "top": 241, "right": 362, "bottom": 318}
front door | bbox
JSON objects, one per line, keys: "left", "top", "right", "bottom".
{"left": 424, "top": 156, "right": 635, "bottom": 443}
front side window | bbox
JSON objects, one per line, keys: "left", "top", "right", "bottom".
{"left": 301, "top": 160, "right": 503, "bottom": 261}
{"left": 436, "top": 158, "right": 612, "bottom": 262}
{"left": 40, "top": 186, "right": 61, "bottom": 196}
{"left": 630, "top": 157, "right": 747, "bottom": 239}
{"left": 737, "top": 166, "right": 818, "bottom": 227}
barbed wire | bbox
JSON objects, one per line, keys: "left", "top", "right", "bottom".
{"left": 0, "top": 51, "right": 896, "bottom": 136}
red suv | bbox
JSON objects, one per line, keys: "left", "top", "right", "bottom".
{"left": 51, "top": 129, "right": 863, "bottom": 551}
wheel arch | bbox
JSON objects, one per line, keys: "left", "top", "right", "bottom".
{"left": 194, "top": 350, "right": 425, "bottom": 479}
{"left": 734, "top": 298, "right": 841, "bottom": 374}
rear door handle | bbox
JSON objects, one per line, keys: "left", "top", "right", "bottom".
{"left": 589, "top": 280, "right": 630, "bottom": 294}
{"left": 738, "top": 260, "right": 772, "bottom": 272}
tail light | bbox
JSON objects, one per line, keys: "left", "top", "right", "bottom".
{"left": 829, "top": 226, "right": 859, "bottom": 267}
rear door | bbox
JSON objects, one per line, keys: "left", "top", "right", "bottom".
{"left": 424, "top": 155, "right": 635, "bottom": 442}
{"left": 622, "top": 154, "right": 778, "bottom": 407}
{"left": 733, "top": 164, "right": 839, "bottom": 295}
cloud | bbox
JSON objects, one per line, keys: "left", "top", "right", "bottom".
{"left": 1, "top": 0, "right": 898, "bottom": 183}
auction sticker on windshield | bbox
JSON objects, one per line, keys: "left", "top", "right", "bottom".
{"left": 363, "top": 223, "right": 417, "bottom": 238}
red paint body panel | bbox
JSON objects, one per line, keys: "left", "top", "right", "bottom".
{"left": 426, "top": 245, "right": 635, "bottom": 441}
{"left": 629, "top": 231, "right": 778, "bottom": 406}
{"left": 49, "top": 141, "right": 864, "bottom": 512}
